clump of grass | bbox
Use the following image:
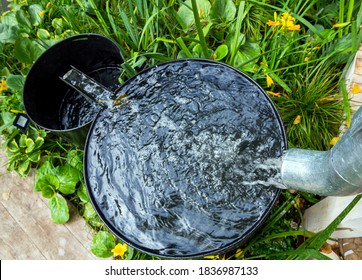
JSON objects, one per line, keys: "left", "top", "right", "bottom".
{"left": 276, "top": 62, "right": 344, "bottom": 150}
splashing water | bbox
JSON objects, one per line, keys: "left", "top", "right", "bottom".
{"left": 236, "top": 157, "right": 287, "bottom": 189}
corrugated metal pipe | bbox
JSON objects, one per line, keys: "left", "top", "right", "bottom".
{"left": 280, "top": 106, "right": 362, "bottom": 196}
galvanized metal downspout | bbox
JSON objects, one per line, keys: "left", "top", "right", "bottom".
{"left": 280, "top": 106, "right": 362, "bottom": 196}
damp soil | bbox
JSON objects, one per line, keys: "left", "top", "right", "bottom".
{"left": 84, "top": 60, "right": 286, "bottom": 258}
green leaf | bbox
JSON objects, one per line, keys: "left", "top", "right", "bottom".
{"left": 18, "top": 134, "right": 27, "bottom": 148}
{"left": 37, "top": 29, "right": 50, "bottom": 40}
{"left": 28, "top": 4, "right": 43, "bottom": 27}
{"left": 15, "top": 9, "right": 32, "bottom": 29}
{"left": 18, "top": 159, "right": 31, "bottom": 177}
{"left": 77, "top": 183, "right": 89, "bottom": 203}
{"left": 49, "top": 194, "right": 69, "bottom": 224}
{"left": 33, "top": 136, "right": 44, "bottom": 150}
{"left": 27, "top": 150, "right": 41, "bottom": 163}
{"left": 25, "top": 138, "right": 35, "bottom": 153}
{"left": 0, "top": 13, "right": 19, "bottom": 44}
{"left": 0, "top": 112, "right": 16, "bottom": 134}
{"left": 6, "top": 74, "right": 25, "bottom": 91}
{"left": 210, "top": 0, "right": 236, "bottom": 22}
{"left": 7, "top": 138, "right": 19, "bottom": 152}
{"left": 83, "top": 202, "right": 97, "bottom": 220}
{"left": 177, "top": 0, "right": 211, "bottom": 29}
{"left": 14, "top": 37, "right": 43, "bottom": 64}
{"left": 267, "top": 71, "right": 292, "bottom": 93}
{"left": 41, "top": 184, "right": 55, "bottom": 199}
{"left": 35, "top": 161, "right": 55, "bottom": 192}
{"left": 91, "top": 231, "right": 115, "bottom": 258}
{"left": 236, "top": 41, "right": 261, "bottom": 72}
{"left": 37, "top": 174, "right": 60, "bottom": 192}
{"left": 67, "top": 150, "right": 83, "bottom": 172}
{"left": 56, "top": 165, "right": 80, "bottom": 195}
{"left": 83, "top": 202, "right": 103, "bottom": 228}
{"left": 213, "top": 44, "right": 228, "bottom": 61}
{"left": 303, "top": 194, "right": 362, "bottom": 251}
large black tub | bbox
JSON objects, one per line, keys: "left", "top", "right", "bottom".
{"left": 84, "top": 59, "right": 287, "bottom": 258}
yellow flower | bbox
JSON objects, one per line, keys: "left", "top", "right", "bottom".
{"left": 266, "top": 74, "right": 274, "bottom": 87}
{"left": 235, "top": 249, "right": 242, "bottom": 258}
{"left": 111, "top": 243, "right": 128, "bottom": 258}
{"left": 204, "top": 255, "right": 219, "bottom": 260}
{"left": 0, "top": 80, "right": 8, "bottom": 93}
{"left": 351, "top": 83, "right": 362, "bottom": 94}
{"left": 267, "top": 91, "right": 281, "bottom": 97}
{"left": 38, "top": 10, "right": 46, "bottom": 17}
{"left": 330, "top": 136, "right": 340, "bottom": 146}
{"left": 267, "top": 11, "right": 300, "bottom": 31}
{"left": 293, "top": 115, "right": 301, "bottom": 125}
{"left": 267, "top": 12, "right": 280, "bottom": 26}
{"left": 46, "top": 2, "right": 51, "bottom": 9}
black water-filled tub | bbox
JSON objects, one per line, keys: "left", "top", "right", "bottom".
{"left": 84, "top": 59, "right": 287, "bottom": 258}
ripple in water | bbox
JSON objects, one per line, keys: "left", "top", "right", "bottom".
{"left": 85, "top": 60, "right": 286, "bottom": 257}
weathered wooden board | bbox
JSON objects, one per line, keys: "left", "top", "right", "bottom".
{"left": 0, "top": 147, "right": 98, "bottom": 260}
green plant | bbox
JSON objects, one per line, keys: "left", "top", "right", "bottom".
{"left": 34, "top": 150, "right": 82, "bottom": 224}
{"left": 6, "top": 128, "right": 46, "bottom": 176}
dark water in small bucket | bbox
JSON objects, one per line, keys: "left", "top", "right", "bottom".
{"left": 59, "top": 67, "right": 121, "bottom": 129}
{"left": 84, "top": 60, "right": 286, "bottom": 258}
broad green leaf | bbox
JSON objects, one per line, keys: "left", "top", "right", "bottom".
{"left": 28, "top": 4, "right": 43, "bottom": 27}
{"left": 83, "top": 202, "right": 103, "bottom": 228}
{"left": 83, "top": 202, "right": 97, "bottom": 221}
{"left": 27, "top": 151, "right": 41, "bottom": 163}
{"left": 213, "top": 44, "right": 228, "bottom": 61}
{"left": 49, "top": 194, "right": 69, "bottom": 224}
{"left": 35, "top": 161, "right": 55, "bottom": 192}
{"left": 6, "top": 74, "right": 25, "bottom": 91}
{"left": 56, "top": 165, "right": 80, "bottom": 195}
{"left": 37, "top": 29, "right": 50, "bottom": 40}
{"left": 37, "top": 174, "right": 60, "bottom": 192}
{"left": 177, "top": 0, "right": 211, "bottom": 29}
{"left": 25, "top": 138, "right": 35, "bottom": 153}
{"left": 0, "top": 13, "right": 19, "bottom": 44}
{"left": 225, "top": 32, "right": 245, "bottom": 53}
{"left": 236, "top": 41, "right": 261, "bottom": 72}
{"left": 19, "top": 134, "right": 27, "bottom": 148}
{"left": 0, "top": 112, "right": 16, "bottom": 134}
{"left": 41, "top": 184, "right": 55, "bottom": 199}
{"left": 15, "top": 9, "right": 32, "bottom": 29}
{"left": 67, "top": 150, "right": 83, "bottom": 172}
{"left": 7, "top": 138, "right": 19, "bottom": 152}
{"left": 33, "top": 136, "right": 44, "bottom": 149}
{"left": 77, "top": 183, "right": 89, "bottom": 203}
{"left": 18, "top": 159, "right": 31, "bottom": 177}
{"left": 210, "top": 0, "right": 236, "bottom": 22}
{"left": 52, "top": 18, "right": 63, "bottom": 35}
{"left": 91, "top": 231, "right": 115, "bottom": 258}
{"left": 14, "top": 37, "right": 43, "bottom": 64}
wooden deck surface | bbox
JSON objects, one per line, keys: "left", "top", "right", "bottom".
{"left": 0, "top": 145, "right": 99, "bottom": 260}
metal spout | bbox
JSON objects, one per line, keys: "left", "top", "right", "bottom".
{"left": 281, "top": 106, "right": 362, "bottom": 196}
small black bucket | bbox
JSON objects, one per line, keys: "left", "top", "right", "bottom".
{"left": 22, "top": 34, "right": 123, "bottom": 147}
